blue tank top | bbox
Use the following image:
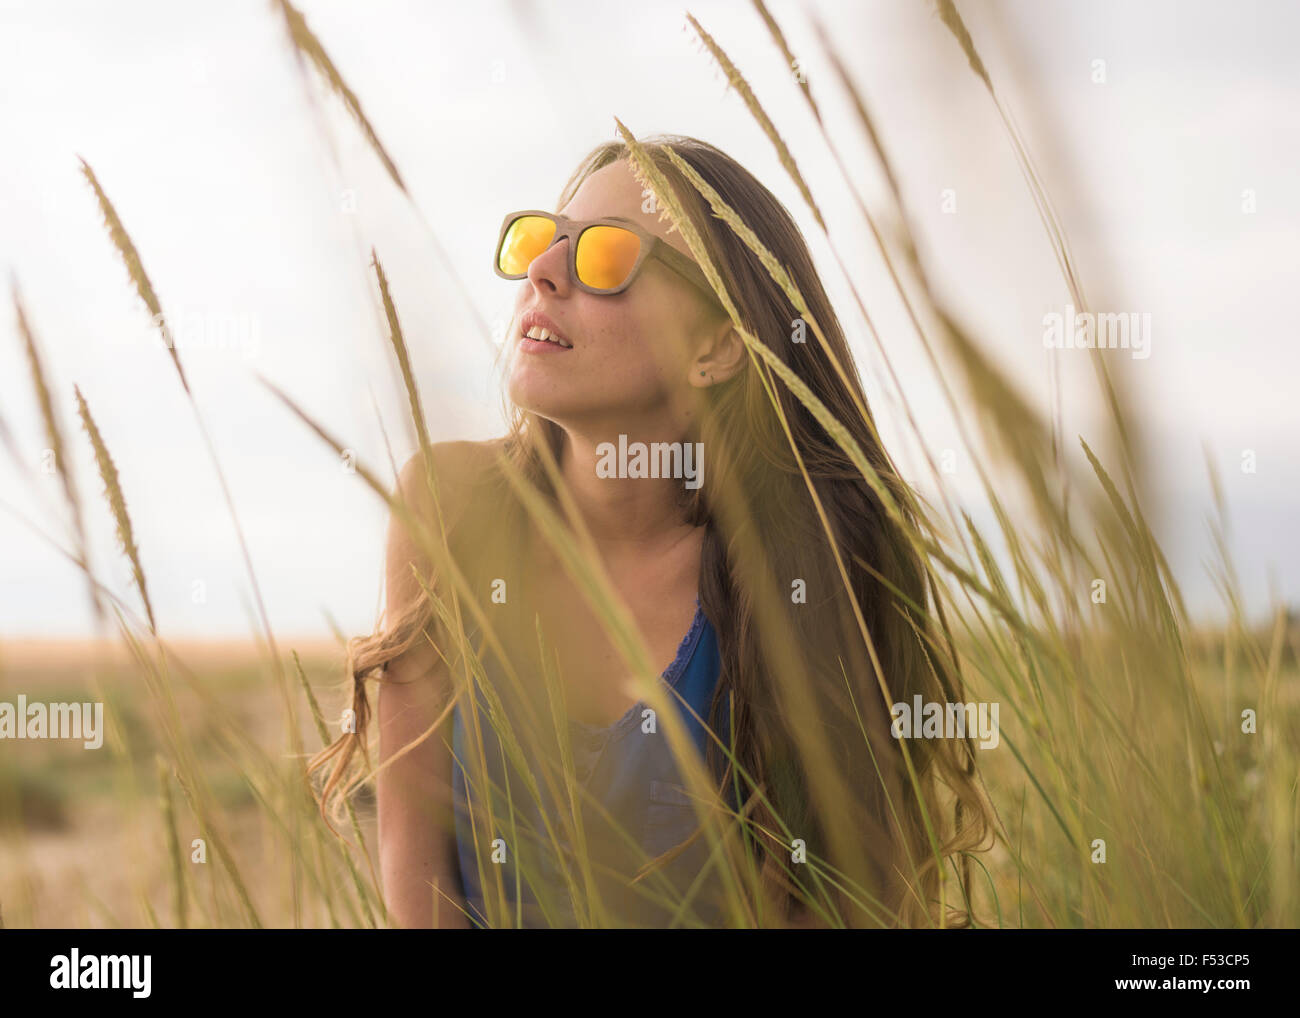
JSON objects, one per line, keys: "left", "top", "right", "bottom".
{"left": 450, "top": 597, "right": 732, "bottom": 928}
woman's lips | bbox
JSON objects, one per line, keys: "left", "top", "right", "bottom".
{"left": 519, "top": 334, "right": 573, "bottom": 354}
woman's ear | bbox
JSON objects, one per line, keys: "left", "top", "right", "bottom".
{"left": 688, "top": 314, "right": 747, "bottom": 388}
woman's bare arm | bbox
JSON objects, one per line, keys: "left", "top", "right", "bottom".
{"left": 376, "top": 444, "right": 481, "bottom": 929}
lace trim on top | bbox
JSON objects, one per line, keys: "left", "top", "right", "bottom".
{"left": 567, "top": 595, "right": 705, "bottom": 736}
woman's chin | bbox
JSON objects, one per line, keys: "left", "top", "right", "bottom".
{"left": 506, "top": 377, "right": 573, "bottom": 423}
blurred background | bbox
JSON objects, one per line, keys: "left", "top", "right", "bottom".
{"left": 1, "top": 0, "right": 1298, "bottom": 928}
{"left": 2, "top": 0, "right": 1296, "bottom": 643}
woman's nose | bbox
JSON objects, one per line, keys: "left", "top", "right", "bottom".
{"left": 525, "top": 234, "right": 572, "bottom": 296}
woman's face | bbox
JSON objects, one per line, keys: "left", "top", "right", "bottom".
{"left": 505, "top": 158, "right": 722, "bottom": 434}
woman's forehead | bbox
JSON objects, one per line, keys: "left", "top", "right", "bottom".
{"left": 560, "top": 159, "right": 695, "bottom": 260}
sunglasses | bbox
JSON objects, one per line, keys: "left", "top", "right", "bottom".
{"left": 493, "top": 209, "right": 719, "bottom": 302}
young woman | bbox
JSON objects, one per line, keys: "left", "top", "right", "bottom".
{"left": 309, "top": 134, "right": 991, "bottom": 929}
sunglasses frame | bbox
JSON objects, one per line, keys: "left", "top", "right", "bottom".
{"left": 493, "top": 208, "right": 720, "bottom": 303}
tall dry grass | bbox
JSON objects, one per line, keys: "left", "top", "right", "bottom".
{"left": 0, "top": 0, "right": 1294, "bottom": 928}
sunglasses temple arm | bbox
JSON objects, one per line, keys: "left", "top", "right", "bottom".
{"left": 658, "top": 250, "right": 724, "bottom": 307}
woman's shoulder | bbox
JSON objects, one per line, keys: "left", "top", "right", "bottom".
{"left": 396, "top": 437, "right": 506, "bottom": 494}
{"left": 394, "top": 437, "right": 511, "bottom": 533}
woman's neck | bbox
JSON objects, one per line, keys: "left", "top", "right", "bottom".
{"left": 556, "top": 428, "right": 699, "bottom": 550}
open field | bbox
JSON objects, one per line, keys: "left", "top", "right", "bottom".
{"left": 1, "top": 624, "right": 1295, "bottom": 928}
{"left": 0, "top": 640, "right": 372, "bottom": 928}
{"left": 2, "top": 1, "right": 1297, "bottom": 929}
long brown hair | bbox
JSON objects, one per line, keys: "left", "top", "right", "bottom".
{"left": 310, "top": 134, "right": 993, "bottom": 928}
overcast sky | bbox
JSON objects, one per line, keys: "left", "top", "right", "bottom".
{"left": 1, "top": 0, "right": 1297, "bottom": 639}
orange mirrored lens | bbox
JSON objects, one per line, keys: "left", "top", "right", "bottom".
{"left": 498, "top": 215, "right": 557, "bottom": 275}
{"left": 575, "top": 225, "right": 642, "bottom": 290}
